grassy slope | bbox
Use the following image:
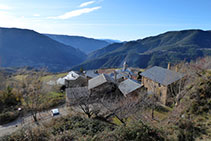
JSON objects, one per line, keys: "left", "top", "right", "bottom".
{"left": 0, "top": 72, "right": 67, "bottom": 125}
{"left": 150, "top": 70, "right": 211, "bottom": 140}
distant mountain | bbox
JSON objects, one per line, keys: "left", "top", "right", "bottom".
{"left": 72, "top": 30, "right": 211, "bottom": 70}
{"left": 0, "top": 27, "right": 87, "bottom": 72}
{"left": 45, "top": 34, "right": 111, "bottom": 54}
{"left": 88, "top": 43, "right": 123, "bottom": 60}
{"left": 100, "top": 39, "right": 121, "bottom": 44}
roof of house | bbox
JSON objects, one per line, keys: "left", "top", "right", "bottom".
{"left": 116, "top": 68, "right": 135, "bottom": 76}
{"left": 85, "top": 70, "right": 99, "bottom": 78}
{"left": 66, "top": 87, "right": 90, "bottom": 99}
{"left": 65, "top": 71, "right": 79, "bottom": 80}
{"left": 118, "top": 79, "right": 142, "bottom": 96}
{"left": 88, "top": 74, "right": 114, "bottom": 90}
{"left": 108, "top": 68, "right": 135, "bottom": 80}
{"left": 57, "top": 71, "right": 80, "bottom": 85}
{"left": 109, "top": 72, "right": 125, "bottom": 80}
{"left": 140, "top": 66, "right": 184, "bottom": 86}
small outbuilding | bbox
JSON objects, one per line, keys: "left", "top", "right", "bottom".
{"left": 88, "top": 74, "right": 116, "bottom": 96}
{"left": 118, "top": 79, "right": 143, "bottom": 97}
{"left": 66, "top": 87, "right": 90, "bottom": 106}
{"left": 65, "top": 75, "right": 88, "bottom": 88}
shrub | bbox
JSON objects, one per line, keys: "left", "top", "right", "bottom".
{"left": 39, "top": 92, "right": 65, "bottom": 111}
{"left": 188, "top": 72, "right": 211, "bottom": 115}
{"left": 49, "top": 116, "right": 114, "bottom": 137}
{"left": 177, "top": 119, "right": 203, "bottom": 141}
{"left": 0, "top": 111, "right": 19, "bottom": 125}
{"left": 2, "top": 115, "right": 166, "bottom": 141}
{"left": 1, "top": 127, "right": 50, "bottom": 141}
{"left": 96, "top": 121, "right": 165, "bottom": 141}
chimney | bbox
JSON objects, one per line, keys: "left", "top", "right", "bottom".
{"left": 123, "top": 61, "right": 128, "bottom": 71}
{"left": 167, "top": 62, "right": 171, "bottom": 70}
{"left": 175, "top": 65, "right": 178, "bottom": 72}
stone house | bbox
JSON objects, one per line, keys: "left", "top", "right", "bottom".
{"left": 66, "top": 87, "right": 90, "bottom": 106}
{"left": 118, "top": 79, "right": 143, "bottom": 98}
{"left": 88, "top": 74, "right": 117, "bottom": 98}
{"left": 140, "top": 66, "right": 184, "bottom": 105}
{"left": 65, "top": 75, "right": 88, "bottom": 88}
{"left": 66, "top": 74, "right": 121, "bottom": 106}
{"left": 108, "top": 61, "right": 136, "bottom": 83}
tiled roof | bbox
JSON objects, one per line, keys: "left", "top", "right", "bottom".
{"left": 141, "top": 66, "right": 184, "bottom": 86}
{"left": 118, "top": 79, "right": 142, "bottom": 96}
{"left": 88, "top": 74, "right": 114, "bottom": 90}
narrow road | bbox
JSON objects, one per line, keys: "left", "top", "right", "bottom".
{"left": 0, "top": 106, "right": 70, "bottom": 138}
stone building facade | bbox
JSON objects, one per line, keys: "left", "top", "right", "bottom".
{"left": 141, "top": 66, "right": 184, "bottom": 105}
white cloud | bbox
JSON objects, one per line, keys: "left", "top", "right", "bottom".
{"left": 48, "top": 6, "right": 101, "bottom": 20}
{"left": 33, "top": 14, "right": 40, "bottom": 17}
{"left": 0, "top": 12, "right": 27, "bottom": 28}
{"left": 0, "top": 4, "right": 11, "bottom": 10}
{"left": 79, "top": 1, "right": 95, "bottom": 8}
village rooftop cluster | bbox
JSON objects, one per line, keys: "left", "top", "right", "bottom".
{"left": 55, "top": 61, "right": 185, "bottom": 107}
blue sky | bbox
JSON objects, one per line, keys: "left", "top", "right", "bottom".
{"left": 0, "top": 0, "right": 211, "bottom": 41}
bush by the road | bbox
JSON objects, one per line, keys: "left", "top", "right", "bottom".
{"left": 0, "top": 111, "right": 19, "bottom": 125}
{"left": 1, "top": 115, "right": 165, "bottom": 141}
{"left": 0, "top": 87, "right": 21, "bottom": 125}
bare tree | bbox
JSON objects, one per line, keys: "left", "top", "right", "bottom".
{"left": 67, "top": 86, "right": 102, "bottom": 118}
{"left": 19, "top": 69, "right": 45, "bottom": 122}
{"left": 68, "top": 84, "right": 153, "bottom": 125}
{"left": 96, "top": 90, "right": 154, "bottom": 126}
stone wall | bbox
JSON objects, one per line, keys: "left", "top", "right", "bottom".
{"left": 142, "top": 77, "right": 168, "bottom": 105}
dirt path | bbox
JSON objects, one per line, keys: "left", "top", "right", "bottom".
{"left": 0, "top": 106, "right": 70, "bottom": 138}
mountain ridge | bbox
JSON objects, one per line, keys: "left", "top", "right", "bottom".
{"left": 72, "top": 29, "right": 211, "bottom": 70}
{"left": 45, "top": 34, "right": 111, "bottom": 54}
{"left": 0, "top": 27, "right": 87, "bottom": 72}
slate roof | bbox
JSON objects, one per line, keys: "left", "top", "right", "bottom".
{"left": 116, "top": 68, "right": 135, "bottom": 76}
{"left": 108, "top": 68, "right": 135, "bottom": 80}
{"left": 140, "top": 66, "right": 184, "bottom": 86}
{"left": 88, "top": 74, "right": 114, "bottom": 90}
{"left": 66, "top": 87, "right": 90, "bottom": 99}
{"left": 118, "top": 79, "right": 142, "bottom": 96}
{"left": 85, "top": 70, "right": 99, "bottom": 78}
{"left": 109, "top": 72, "right": 125, "bottom": 80}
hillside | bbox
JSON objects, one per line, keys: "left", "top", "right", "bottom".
{"left": 0, "top": 27, "right": 87, "bottom": 72}
{"left": 45, "top": 34, "right": 111, "bottom": 54}
{"left": 1, "top": 58, "right": 210, "bottom": 141}
{"left": 73, "top": 30, "right": 211, "bottom": 70}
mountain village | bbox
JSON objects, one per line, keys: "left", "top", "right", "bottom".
{"left": 0, "top": 0, "right": 211, "bottom": 139}
{"left": 59, "top": 61, "right": 185, "bottom": 110}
